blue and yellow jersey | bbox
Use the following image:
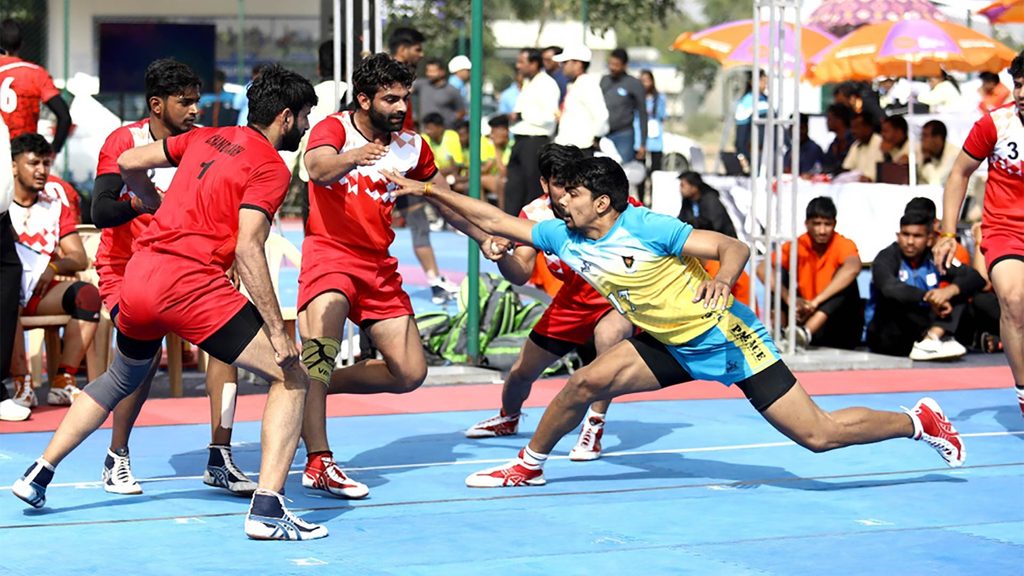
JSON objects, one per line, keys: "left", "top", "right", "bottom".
{"left": 532, "top": 205, "right": 734, "bottom": 346}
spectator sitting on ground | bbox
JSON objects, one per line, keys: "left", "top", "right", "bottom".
{"left": 918, "top": 120, "right": 958, "bottom": 186}
{"left": 481, "top": 115, "right": 512, "bottom": 210}
{"left": 978, "top": 71, "right": 1011, "bottom": 113}
{"left": 867, "top": 208, "right": 984, "bottom": 361}
{"left": 904, "top": 197, "right": 970, "bottom": 266}
{"left": 968, "top": 222, "right": 1002, "bottom": 353}
{"left": 841, "top": 112, "right": 884, "bottom": 182}
{"left": 783, "top": 113, "right": 826, "bottom": 176}
{"left": 880, "top": 114, "right": 910, "bottom": 164}
{"left": 757, "top": 196, "right": 864, "bottom": 350}
{"left": 676, "top": 171, "right": 736, "bottom": 238}
{"left": 822, "top": 104, "right": 855, "bottom": 175}
{"left": 919, "top": 70, "right": 961, "bottom": 113}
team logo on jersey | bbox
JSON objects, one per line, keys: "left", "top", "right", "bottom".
{"left": 579, "top": 259, "right": 593, "bottom": 272}
{"left": 622, "top": 255, "right": 635, "bottom": 268}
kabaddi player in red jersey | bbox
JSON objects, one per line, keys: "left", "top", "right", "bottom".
{"left": 465, "top": 144, "right": 634, "bottom": 462}
{"left": 937, "top": 50, "right": 1024, "bottom": 417}
{"left": 13, "top": 66, "right": 327, "bottom": 541}
{"left": 0, "top": 19, "right": 71, "bottom": 152}
{"left": 297, "top": 53, "right": 463, "bottom": 499}
{"left": 89, "top": 59, "right": 255, "bottom": 497}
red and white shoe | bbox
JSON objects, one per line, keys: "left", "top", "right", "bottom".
{"left": 905, "top": 397, "right": 966, "bottom": 468}
{"left": 465, "top": 411, "right": 521, "bottom": 438}
{"left": 302, "top": 452, "right": 369, "bottom": 499}
{"left": 465, "top": 449, "right": 546, "bottom": 488}
{"left": 1016, "top": 387, "right": 1024, "bottom": 419}
{"left": 569, "top": 415, "right": 604, "bottom": 461}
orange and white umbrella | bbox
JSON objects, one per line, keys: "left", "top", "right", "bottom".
{"left": 671, "top": 20, "right": 836, "bottom": 74}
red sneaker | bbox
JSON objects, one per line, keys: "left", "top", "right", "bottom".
{"left": 301, "top": 452, "right": 369, "bottom": 499}
{"left": 465, "top": 411, "right": 521, "bottom": 438}
{"left": 465, "top": 449, "right": 546, "bottom": 488}
{"left": 906, "top": 397, "right": 966, "bottom": 468}
{"left": 569, "top": 415, "right": 604, "bottom": 461}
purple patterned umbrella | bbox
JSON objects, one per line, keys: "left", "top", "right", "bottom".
{"left": 808, "top": 0, "right": 945, "bottom": 37}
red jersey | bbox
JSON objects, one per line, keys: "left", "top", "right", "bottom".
{"left": 305, "top": 111, "right": 436, "bottom": 254}
{"left": 963, "top": 104, "right": 1024, "bottom": 230}
{"left": 0, "top": 56, "right": 60, "bottom": 138}
{"left": 94, "top": 119, "right": 177, "bottom": 275}
{"left": 9, "top": 179, "right": 78, "bottom": 303}
{"left": 134, "top": 126, "right": 290, "bottom": 271}
{"left": 45, "top": 174, "right": 80, "bottom": 225}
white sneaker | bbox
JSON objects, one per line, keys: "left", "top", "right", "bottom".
{"left": 204, "top": 444, "right": 258, "bottom": 496}
{"left": 910, "top": 337, "right": 967, "bottom": 361}
{"left": 569, "top": 414, "right": 604, "bottom": 461}
{"left": 102, "top": 448, "right": 142, "bottom": 495}
{"left": 429, "top": 276, "right": 459, "bottom": 305}
{"left": 11, "top": 375, "right": 37, "bottom": 408}
{"left": 46, "top": 374, "right": 83, "bottom": 406}
{"left": 786, "top": 326, "right": 811, "bottom": 349}
{"left": 0, "top": 399, "right": 30, "bottom": 422}
{"left": 245, "top": 490, "right": 328, "bottom": 541}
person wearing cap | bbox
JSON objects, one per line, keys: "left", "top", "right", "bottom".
{"left": 448, "top": 54, "right": 472, "bottom": 107}
{"left": 552, "top": 45, "right": 608, "bottom": 156}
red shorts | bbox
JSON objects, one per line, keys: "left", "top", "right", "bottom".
{"left": 297, "top": 237, "right": 413, "bottom": 325}
{"left": 116, "top": 252, "right": 249, "bottom": 344}
{"left": 981, "top": 222, "right": 1024, "bottom": 272}
{"left": 96, "top": 263, "right": 126, "bottom": 313}
{"left": 23, "top": 279, "right": 60, "bottom": 316}
{"left": 531, "top": 277, "right": 613, "bottom": 346}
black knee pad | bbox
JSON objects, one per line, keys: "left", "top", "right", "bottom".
{"left": 61, "top": 281, "right": 101, "bottom": 322}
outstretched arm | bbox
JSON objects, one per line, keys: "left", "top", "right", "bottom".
{"left": 382, "top": 169, "right": 536, "bottom": 246}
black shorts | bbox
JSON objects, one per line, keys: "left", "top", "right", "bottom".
{"left": 628, "top": 331, "right": 797, "bottom": 412}
{"left": 113, "top": 301, "right": 264, "bottom": 365}
{"left": 528, "top": 330, "right": 598, "bottom": 366}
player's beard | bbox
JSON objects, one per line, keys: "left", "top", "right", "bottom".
{"left": 369, "top": 105, "right": 406, "bottom": 133}
{"left": 280, "top": 121, "right": 303, "bottom": 152}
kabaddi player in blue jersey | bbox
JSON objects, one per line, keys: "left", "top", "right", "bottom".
{"left": 383, "top": 156, "right": 966, "bottom": 487}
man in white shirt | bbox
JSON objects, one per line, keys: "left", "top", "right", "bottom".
{"left": 505, "top": 48, "right": 560, "bottom": 215}
{"left": 553, "top": 45, "right": 609, "bottom": 154}
{"left": 842, "top": 112, "right": 884, "bottom": 182}
{"left": 918, "top": 120, "right": 958, "bottom": 186}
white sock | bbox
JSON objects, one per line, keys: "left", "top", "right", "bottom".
{"left": 584, "top": 407, "right": 606, "bottom": 425}
{"left": 905, "top": 408, "right": 923, "bottom": 440}
{"left": 521, "top": 446, "right": 547, "bottom": 468}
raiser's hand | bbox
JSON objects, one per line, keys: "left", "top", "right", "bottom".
{"left": 692, "top": 279, "right": 732, "bottom": 310}
{"left": 381, "top": 169, "right": 428, "bottom": 197}
{"left": 482, "top": 236, "right": 513, "bottom": 261}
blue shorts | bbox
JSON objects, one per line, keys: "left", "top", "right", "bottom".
{"left": 628, "top": 302, "right": 794, "bottom": 410}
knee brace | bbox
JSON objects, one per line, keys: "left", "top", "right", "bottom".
{"left": 82, "top": 349, "right": 160, "bottom": 411}
{"left": 61, "top": 281, "right": 101, "bottom": 322}
{"left": 301, "top": 337, "right": 340, "bottom": 386}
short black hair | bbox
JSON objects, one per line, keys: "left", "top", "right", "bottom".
{"left": 834, "top": 81, "right": 861, "bottom": 98}
{"left": 487, "top": 115, "right": 509, "bottom": 129}
{"left": 352, "top": 52, "right": 415, "bottom": 102}
{"left": 900, "top": 210, "right": 933, "bottom": 228}
{"left": 455, "top": 120, "right": 471, "bottom": 132}
{"left": 421, "top": 112, "right": 444, "bottom": 127}
{"left": 214, "top": 69, "right": 227, "bottom": 84}
{"left": 246, "top": 64, "right": 317, "bottom": 126}
{"left": 11, "top": 133, "right": 52, "bottom": 159}
{"left": 979, "top": 71, "right": 1000, "bottom": 84}
{"left": 423, "top": 57, "right": 445, "bottom": 70}
{"left": 922, "top": 119, "right": 947, "bottom": 141}
{"left": 563, "top": 156, "right": 630, "bottom": 212}
{"left": 538, "top": 143, "right": 583, "bottom": 183}
{"left": 543, "top": 46, "right": 563, "bottom": 55}
{"left": 0, "top": 19, "right": 22, "bottom": 53}
{"left": 522, "top": 49, "right": 543, "bottom": 68}
{"left": 852, "top": 111, "right": 876, "bottom": 130}
{"left": 826, "top": 103, "right": 853, "bottom": 127}
{"left": 1010, "top": 49, "right": 1024, "bottom": 79}
{"left": 882, "top": 114, "right": 908, "bottom": 135}
{"left": 388, "top": 27, "right": 425, "bottom": 55}
{"left": 610, "top": 48, "right": 629, "bottom": 64}
{"left": 145, "top": 59, "right": 202, "bottom": 110}
{"left": 318, "top": 40, "right": 335, "bottom": 77}
{"left": 904, "top": 197, "right": 936, "bottom": 221}
{"left": 805, "top": 196, "right": 837, "bottom": 220}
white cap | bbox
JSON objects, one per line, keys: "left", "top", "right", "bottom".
{"left": 553, "top": 45, "right": 592, "bottom": 63}
{"left": 448, "top": 55, "right": 472, "bottom": 73}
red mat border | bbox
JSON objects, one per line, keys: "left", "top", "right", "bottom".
{"left": 1, "top": 365, "right": 1012, "bottom": 434}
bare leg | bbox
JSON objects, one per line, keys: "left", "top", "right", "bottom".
{"left": 803, "top": 310, "right": 828, "bottom": 336}
{"left": 760, "top": 379, "right": 913, "bottom": 452}
{"left": 500, "top": 339, "right": 561, "bottom": 415}
{"left": 326, "top": 316, "right": 427, "bottom": 395}
{"left": 990, "top": 259, "right": 1024, "bottom": 389}
{"left": 231, "top": 329, "right": 308, "bottom": 493}
{"left": 34, "top": 283, "right": 98, "bottom": 372}
{"left": 298, "top": 292, "right": 348, "bottom": 454}
{"left": 589, "top": 312, "right": 635, "bottom": 415}
{"left": 205, "top": 358, "right": 238, "bottom": 445}
{"left": 414, "top": 246, "right": 440, "bottom": 279}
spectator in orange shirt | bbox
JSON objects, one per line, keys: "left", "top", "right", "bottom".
{"left": 757, "top": 196, "right": 863, "bottom": 349}
{"left": 978, "top": 72, "right": 1011, "bottom": 113}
